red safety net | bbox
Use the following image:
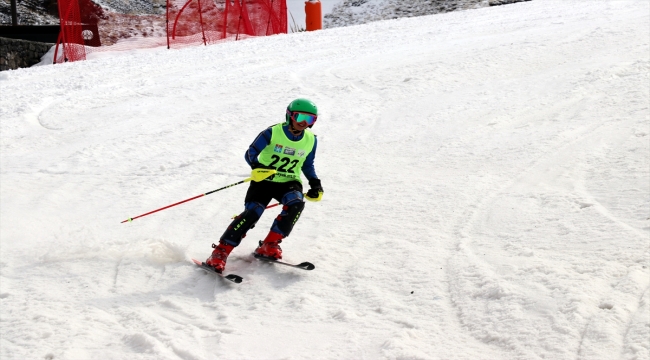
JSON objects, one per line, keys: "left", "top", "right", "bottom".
{"left": 54, "top": 0, "right": 88, "bottom": 62}
{"left": 167, "top": 0, "right": 287, "bottom": 48}
{"left": 55, "top": 0, "right": 286, "bottom": 63}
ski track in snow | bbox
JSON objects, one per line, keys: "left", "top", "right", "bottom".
{"left": 1, "top": 1, "right": 649, "bottom": 359}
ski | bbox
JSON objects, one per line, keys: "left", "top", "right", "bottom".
{"left": 192, "top": 259, "right": 243, "bottom": 283}
{"left": 252, "top": 253, "right": 315, "bottom": 270}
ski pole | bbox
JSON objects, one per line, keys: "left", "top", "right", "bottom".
{"left": 121, "top": 169, "right": 276, "bottom": 223}
{"left": 265, "top": 192, "right": 308, "bottom": 209}
{"left": 230, "top": 193, "right": 307, "bottom": 219}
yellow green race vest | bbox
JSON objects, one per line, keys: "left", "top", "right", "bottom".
{"left": 257, "top": 123, "right": 315, "bottom": 183}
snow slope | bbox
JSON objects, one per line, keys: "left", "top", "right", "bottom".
{"left": 322, "top": 0, "right": 530, "bottom": 29}
{"left": 1, "top": 0, "right": 649, "bottom": 359}
{"left": 323, "top": 0, "right": 488, "bottom": 28}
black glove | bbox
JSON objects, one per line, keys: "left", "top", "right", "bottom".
{"left": 306, "top": 178, "right": 323, "bottom": 202}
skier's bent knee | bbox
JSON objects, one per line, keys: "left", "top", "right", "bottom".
{"left": 220, "top": 202, "right": 265, "bottom": 246}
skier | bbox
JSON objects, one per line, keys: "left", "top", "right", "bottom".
{"left": 204, "top": 98, "right": 324, "bottom": 273}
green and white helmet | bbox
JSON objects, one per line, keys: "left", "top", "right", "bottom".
{"left": 285, "top": 98, "right": 318, "bottom": 125}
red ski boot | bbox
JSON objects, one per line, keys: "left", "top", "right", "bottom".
{"left": 205, "top": 242, "right": 234, "bottom": 273}
{"left": 254, "top": 231, "right": 283, "bottom": 260}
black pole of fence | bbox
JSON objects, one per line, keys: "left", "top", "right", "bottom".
{"left": 265, "top": 0, "right": 273, "bottom": 35}
{"left": 196, "top": 0, "right": 207, "bottom": 46}
{"left": 165, "top": 0, "right": 170, "bottom": 49}
{"left": 11, "top": 0, "right": 17, "bottom": 25}
{"left": 235, "top": 0, "right": 242, "bottom": 41}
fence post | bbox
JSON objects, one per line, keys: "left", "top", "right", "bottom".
{"left": 166, "top": 0, "right": 170, "bottom": 48}
{"left": 305, "top": 0, "right": 321, "bottom": 31}
{"left": 11, "top": 0, "right": 17, "bottom": 25}
{"left": 196, "top": 0, "right": 207, "bottom": 45}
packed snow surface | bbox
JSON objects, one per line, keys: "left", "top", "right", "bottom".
{"left": 1, "top": 1, "right": 649, "bottom": 359}
{"left": 323, "top": 0, "right": 489, "bottom": 28}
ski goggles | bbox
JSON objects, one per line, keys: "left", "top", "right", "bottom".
{"left": 290, "top": 111, "right": 318, "bottom": 126}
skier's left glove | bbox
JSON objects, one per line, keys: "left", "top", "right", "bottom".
{"left": 305, "top": 178, "right": 323, "bottom": 202}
